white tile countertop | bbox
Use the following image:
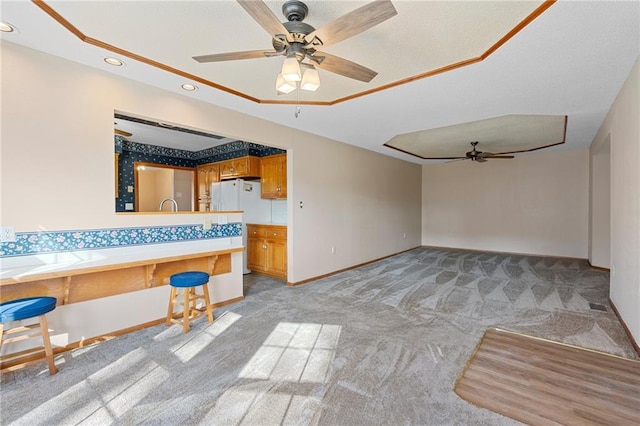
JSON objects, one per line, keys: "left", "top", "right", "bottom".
{"left": 1, "top": 238, "right": 242, "bottom": 281}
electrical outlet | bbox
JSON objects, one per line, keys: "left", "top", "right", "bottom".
{"left": 203, "top": 219, "right": 212, "bottom": 230}
{"left": 1, "top": 226, "right": 16, "bottom": 243}
{"left": 331, "top": 246, "right": 336, "bottom": 254}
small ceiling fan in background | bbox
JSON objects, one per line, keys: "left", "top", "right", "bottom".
{"left": 192, "top": 0, "right": 397, "bottom": 93}
{"left": 448, "top": 142, "right": 515, "bottom": 163}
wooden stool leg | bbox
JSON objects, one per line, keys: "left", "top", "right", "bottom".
{"left": 39, "top": 315, "right": 57, "bottom": 375}
{"left": 189, "top": 288, "right": 198, "bottom": 317}
{"left": 201, "top": 283, "right": 214, "bottom": 323}
{"left": 182, "top": 288, "right": 190, "bottom": 333}
{"left": 166, "top": 286, "right": 177, "bottom": 326}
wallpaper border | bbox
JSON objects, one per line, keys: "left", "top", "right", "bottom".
{"left": 0, "top": 223, "right": 242, "bottom": 257}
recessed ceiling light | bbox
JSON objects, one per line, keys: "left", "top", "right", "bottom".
{"left": 104, "top": 57, "right": 124, "bottom": 67}
{"left": 181, "top": 84, "right": 198, "bottom": 92}
{"left": 0, "top": 21, "right": 16, "bottom": 33}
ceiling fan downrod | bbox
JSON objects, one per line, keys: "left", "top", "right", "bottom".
{"left": 282, "top": 1, "right": 308, "bottom": 22}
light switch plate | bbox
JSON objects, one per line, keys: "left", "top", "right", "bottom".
{"left": 203, "top": 219, "right": 212, "bottom": 230}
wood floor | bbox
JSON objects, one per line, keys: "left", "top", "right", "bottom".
{"left": 455, "top": 328, "right": 640, "bottom": 425}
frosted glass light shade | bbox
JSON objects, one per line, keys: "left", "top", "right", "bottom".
{"left": 275, "top": 73, "right": 296, "bottom": 94}
{"left": 301, "top": 67, "right": 320, "bottom": 91}
{"left": 281, "top": 56, "right": 301, "bottom": 82}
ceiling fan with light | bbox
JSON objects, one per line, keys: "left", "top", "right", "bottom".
{"left": 449, "top": 142, "right": 515, "bottom": 163}
{"left": 192, "top": 0, "right": 397, "bottom": 94}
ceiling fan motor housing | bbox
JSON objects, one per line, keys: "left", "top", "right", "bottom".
{"left": 282, "top": 1, "right": 309, "bottom": 22}
{"left": 279, "top": 19, "right": 317, "bottom": 62}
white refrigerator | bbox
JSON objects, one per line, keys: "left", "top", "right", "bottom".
{"left": 211, "top": 179, "right": 272, "bottom": 273}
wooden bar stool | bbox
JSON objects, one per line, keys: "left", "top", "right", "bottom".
{"left": 166, "top": 271, "right": 213, "bottom": 333}
{"left": 0, "top": 296, "right": 58, "bottom": 375}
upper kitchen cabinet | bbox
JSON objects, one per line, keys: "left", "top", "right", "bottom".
{"left": 261, "top": 154, "right": 287, "bottom": 199}
{"left": 196, "top": 162, "right": 219, "bottom": 211}
{"left": 219, "top": 156, "right": 261, "bottom": 180}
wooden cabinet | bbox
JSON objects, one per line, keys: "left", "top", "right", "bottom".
{"left": 219, "top": 156, "right": 261, "bottom": 180}
{"left": 260, "top": 154, "right": 287, "bottom": 199}
{"left": 247, "top": 224, "right": 287, "bottom": 280}
{"left": 196, "top": 163, "right": 219, "bottom": 211}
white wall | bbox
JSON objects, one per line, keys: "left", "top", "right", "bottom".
{"left": 589, "top": 138, "right": 611, "bottom": 268}
{"left": 422, "top": 149, "right": 589, "bottom": 258}
{"left": 0, "top": 41, "right": 422, "bottom": 285}
{"left": 590, "top": 56, "right": 640, "bottom": 344}
{"left": 291, "top": 140, "right": 422, "bottom": 281}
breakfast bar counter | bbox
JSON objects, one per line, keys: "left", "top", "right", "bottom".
{"left": 1, "top": 242, "right": 244, "bottom": 306}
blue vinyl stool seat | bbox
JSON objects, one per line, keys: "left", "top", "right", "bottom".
{"left": 166, "top": 271, "right": 213, "bottom": 333}
{"left": 0, "top": 296, "right": 58, "bottom": 375}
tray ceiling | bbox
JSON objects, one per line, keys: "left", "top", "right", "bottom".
{"left": 1, "top": 1, "right": 638, "bottom": 164}
{"left": 39, "top": 0, "right": 549, "bottom": 104}
{"left": 385, "top": 115, "right": 567, "bottom": 159}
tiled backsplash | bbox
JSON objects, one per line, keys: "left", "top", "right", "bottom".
{"left": 0, "top": 223, "right": 242, "bottom": 258}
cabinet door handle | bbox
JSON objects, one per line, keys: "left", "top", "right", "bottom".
{"left": 263, "top": 244, "right": 267, "bottom": 249}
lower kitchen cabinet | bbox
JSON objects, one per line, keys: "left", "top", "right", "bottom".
{"left": 247, "top": 224, "right": 287, "bottom": 280}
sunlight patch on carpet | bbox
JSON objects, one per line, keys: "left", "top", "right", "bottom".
{"left": 171, "top": 311, "right": 242, "bottom": 362}
{"left": 239, "top": 322, "right": 341, "bottom": 383}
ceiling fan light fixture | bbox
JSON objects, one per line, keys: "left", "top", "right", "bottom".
{"left": 300, "top": 66, "right": 320, "bottom": 91}
{"left": 281, "top": 56, "right": 302, "bottom": 82}
{"left": 275, "top": 73, "right": 296, "bottom": 94}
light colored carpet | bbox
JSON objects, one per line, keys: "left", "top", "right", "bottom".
{"left": 1, "top": 247, "right": 637, "bottom": 425}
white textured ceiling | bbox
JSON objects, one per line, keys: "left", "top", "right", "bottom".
{"left": 41, "top": 0, "right": 544, "bottom": 103}
{"left": 386, "top": 114, "right": 567, "bottom": 159}
{"left": 1, "top": 1, "right": 638, "bottom": 164}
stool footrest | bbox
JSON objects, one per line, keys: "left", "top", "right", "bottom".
{"left": 0, "top": 345, "right": 46, "bottom": 362}
{"left": 3, "top": 324, "right": 40, "bottom": 336}
{"left": 2, "top": 331, "right": 45, "bottom": 345}
{"left": 1, "top": 356, "right": 52, "bottom": 374}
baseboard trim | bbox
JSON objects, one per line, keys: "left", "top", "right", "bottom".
{"left": 287, "top": 247, "right": 420, "bottom": 287}
{"left": 421, "top": 244, "right": 590, "bottom": 263}
{"left": 609, "top": 298, "right": 640, "bottom": 358}
{"left": 587, "top": 260, "right": 611, "bottom": 272}
{"left": 0, "top": 296, "right": 244, "bottom": 372}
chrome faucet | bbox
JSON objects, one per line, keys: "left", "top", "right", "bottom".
{"left": 159, "top": 197, "right": 178, "bottom": 212}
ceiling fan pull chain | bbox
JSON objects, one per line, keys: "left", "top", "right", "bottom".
{"left": 295, "top": 84, "right": 301, "bottom": 118}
